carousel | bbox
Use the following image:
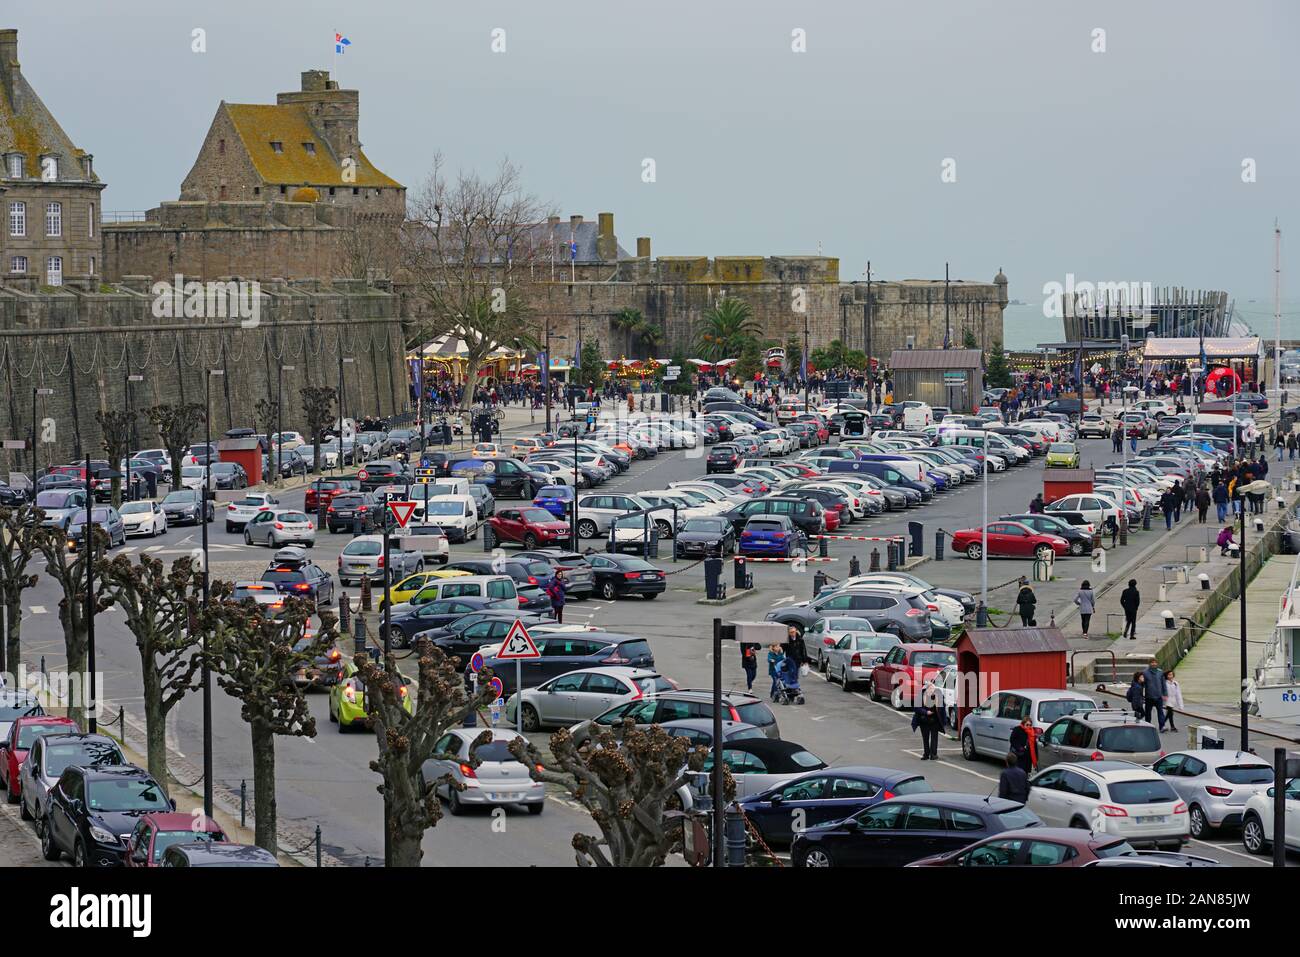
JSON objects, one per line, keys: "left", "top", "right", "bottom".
{"left": 410, "top": 330, "right": 527, "bottom": 387}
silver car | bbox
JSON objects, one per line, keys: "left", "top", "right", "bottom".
{"left": 960, "top": 689, "right": 1099, "bottom": 763}
{"left": 65, "top": 506, "right": 127, "bottom": 550}
{"left": 507, "top": 667, "right": 674, "bottom": 731}
{"left": 419, "top": 728, "right": 545, "bottom": 815}
{"left": 33, "top": 488, "right": 89, "bottom": 529}
{"left": 824, "top": 632, "right": 902, "bottom": 690}
{"left": 337, "top": 534, "right": 423, "bottom": 586}
{"left": 243, "top": 508, "right": 316, "bottom": 548}
{"left": 1152, "top": 749, "right": 1276, "bottom": 838}
{"left": 801, "top": 616, "right": 880, "bottom": 669}
{"left": 19, "top": 732, "right": 125, "bottom": 823}
{"left": 1036, "top": 710, "right": 1165, "bottom": 770}
{"left": 567, "top": 689, "right": 781, "bottom": 746}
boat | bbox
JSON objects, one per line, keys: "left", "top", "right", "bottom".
{"left": 1252, "top": 550, "right": 1300, "bottom": 722}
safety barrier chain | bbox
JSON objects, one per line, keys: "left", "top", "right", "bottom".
{"left": 277, "top": 831, "right": 320, "bottom": 857}
{"left": 663, "top": 557, "right": 707, "bottom": 576}
{"left": 168, "top": 767, "right": 205, "bottom": 789}
{"left": 737, "top": 806, "right": 784, "bottom": 867}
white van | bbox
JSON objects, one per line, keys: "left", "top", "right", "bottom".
{"left": 902, "top": 403, "right": 933, "bottom": 430}
{"left": 1191, "top": 414, "right": 1244, "bottom": 445}
{"left": 423, "top": 494, "right": 482, "bottom": 542}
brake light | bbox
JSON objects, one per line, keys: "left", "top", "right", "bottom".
{"left": 926, "top": 603, "right": 939, "bottom": 611}
{"left": 227, "top": 504, "right": 236, "bottom": 511}
{"left": 1173, "top": 802, "right": 1188, "bottom": 814}
{"left": 518, "top": 596, "right": 528, "bottom": 605}
{"left": 850, "top": 653, "right": 862, "bottom": 667}
{"left": 1098, "top": 804, "right": 1128, "bottom": 817}
{"left": 344, "top": 686, "right": 356, "bottom": 703}
{"left": 327, "top": 506, "right": 335, "bottom": 513}
{"left": 882, "top": 790, "right": 894, "bottom": 800}
{"left": 905, "top": 608, "right": 926, "bottom": 617}
{"left": 293, "top": 583, "right": 310, "bottom": 592}
{"left": 307, "top": 522, "right": 314, "bottom": 530}
{"left": 1205, "top": 786, "right": 1232, "bottom": 797}
{"left": 358, "top": 506, "right": 368, "bottom": 512}
{"left": 623, "top": 572, "right": 640, "bottom": 579}
{"left": 773, "top": 532, "right": 786, "bottom": 539}
{"left": 1089, "top": 751, "right": 1105, "bottom": 761}
{"left": 459, "top": 763, "right": 476, "bottom": 779}
{"left": 376, "top": 555, "right": 384, "bottom": 568}
{"left": 274, "top": 522, "right": 285, "bottom": 530}
{"left": 328, "top": 649, "right": 341, "bottom": 662}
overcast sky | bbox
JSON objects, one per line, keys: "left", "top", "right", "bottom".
{"left": 12, "top": 0, "right": 1296, "bottom": 301}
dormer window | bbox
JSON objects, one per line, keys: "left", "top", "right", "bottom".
{"left": 81, "top": 155, "right": 93, "bottom": 179}
{"left": 303, "top": 142, "right": 316, "bottom": 156}
{"left": 40, "top": 155, "right": 58, "bottom": 181}
{"left": 270, "top": 141, "right": 284, "bottom": 154}
{"left": 6, "top": 154, "right": 22, "bottom": 178}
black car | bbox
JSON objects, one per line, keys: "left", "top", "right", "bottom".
{"left": 480, "top": 631, "right": 656, "bottom": 694}
{"left": 42, "top": 764, "right": 174, "bottom": 866}
{"left": 674, "top": 517, "right": 737, "bottom": 558}
{"left": 382, "top": 597, "right": 516, "bottom": 648}
{"left": 208, "top": 461, "right": 248, "bottom": 490}
{"left": 449, "top": 456, "right": 544, "bottom": 500}
{"left": 0, "top": 483, "right": 27, "bottom": 506}
{"left": 160, "top": 489, "right": 213, "bottom": 525}
{"left": 584, "top": 553, "right": 666, "bottom": 600}
{"left": 356, "top": 460, "right": 409, "bottom": 490}
{"left": 418, "top": 451, "right": 455, "bottom": 477}
{"left": 275, "top": 448, "right": 310, "bottom": 479}
{"left": 699, "top": 416, "right": 735, "bottom": 442}
{"left": 326, "top": 492, "right": 388, "bottom": 533}
{"left": 790, "top": 793, "right": 1041, "bottom": 867}
{"left": 514, "top": 549, "right": 597, "bottom": 599}
{"left": 720, "top": 496, "right": 826, "bottom": 538}
{"left": 260, "top": 548, "right": 335, "bottom": 609}
{"left": 422, "top": 612, "right": 551, "bottom": 659}
{"left": 706, "top": 444, "right": 742, "bottom": 473}
{"left": 999, "top": 513, "right": 1091, "bottom": 556}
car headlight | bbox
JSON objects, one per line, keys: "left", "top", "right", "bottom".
{"left": 89, "top": 824, "right": 118, "bottom": 844}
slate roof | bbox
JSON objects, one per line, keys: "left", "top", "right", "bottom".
{"left": 888, "top": 348, "right": 983, "bottom": 370}
{"left": 0, "top": 53, "right": 97, "bottom": 181}
{"left": 223, "top": 103, "right": 401, "bottom": 189}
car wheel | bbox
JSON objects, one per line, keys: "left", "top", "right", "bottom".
{"left": 1188, "top": 804, "right": 1208, "bottom": 839}
{"left": 600, "top": 580, "right": 617, "bottom": 600}
{"left": 1068, "top": 540, "right": 1086, "bottom": 556}
{"left": 19, "top": 793, "right": 32, "bottom": 820}
{"left": 521, "top": 704, "right": 541, "bottom": 732}
{"left": 225, "top": 522, "right": 235, "bottom": 534}
{"left": 244, "top": 531, "right": 254, "bottom": 546}
{"left": 801, "top": 847, "right": 833, "bottom": 868}
{"left": 1241, "top": 814, "right": 1268, "bottom": 854}
{"left": 961, "top": 730, "right": 977, "bottom": 761}
{"left": 1069, "top": 816, "right": 1090, "bottom": 830}
{"left": 947, "top": 706, "right": 957, "bottom": 728}
{"left": 448, "top": 788, "right": 465, "bottom": 816}
{"left": 890, "top": 684, "right": 907, "bottom": 710}
{"left": 1034, "top": 544, "right": 1054, "bottom": 560}
{"left": 523, "top": 534, "right": 538, "bottom": 550}
{"left": 655, "top": 520, "right": 673, "bottom": 539}
{"left": 528, "top": 801, "right": 544, "bottom": 815}
{"left": 965, "top": 543, "right": 982, "bottom": 560}
{"left": 818, "top": 654, "right": 827, "bottom": 674}
{"left": 577, "top": 520, "right": 599, "bottom": 539}
{"left": 73, "top": 839, "right": 88, "bottom": 868}
{"left": 40, "top": 821, "right": 60, "bottom": 861}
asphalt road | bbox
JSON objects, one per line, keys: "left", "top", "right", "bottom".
{"left": 12, "top": 429, "right": 1293, "bottom": 866}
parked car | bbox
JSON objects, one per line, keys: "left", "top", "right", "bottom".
{"left": 868, "top": 643, "right": 958, "bottom": 708}
{"left": 674, "top": 517, "right": 737, "bottom": 558}
{"left": 124, "top": 812, "right": 227, "bottom": 868}
{"left": 742, "top": 766, "right": 934, "bottom": 850}
{"left": 767, "top": 588, "right": 946, "bottom": 643}
{"left": 419, "top": 728, "right": 545, "bottom": 815}
{"left": 506, "top": 667, "right": 676, "bottom": 731}
{"left": 960, "top": 689, "right": 1098, "bottom": 762}
{"left": 514, "top": 549, "right": 596, "bottom": 600}
{"left": 395, "top": 523, "right": 451, "bottom": 566}
{"left": 1027, "top": 762, "right": 1190, "bottom": 849}
{"left": 1152, "top": 749, "right": 1276, "bottom": 838}
{"left": 824, "top": 632, "right": 903, "bottom": 691}
{"left": 337, "top": 534, "right": 424, "bottom": 586}
{"left": 325, "top": 492, "right": 387, "bottom": 534}
{"left": 1240, "top": 776, "right": 1300, "bottom": 855}
{"left": 490, "top": 506, "right": 574, "bottom": 549}
{"left": 33, "top": 488, "right": 88, "bottom": 530}
{"left": 161, "top": 488, "right": 213, "bottom": 526}
{"left": 160, "top": 843, "right": 280, "bottom": 867}
{"left": 0, "top": 714, "right": 76, "bottom": 804}
{"left": 224, "top": 492, "right": 279, "bottom": 532}
{"left": 479, "top": 632, "right": 656, "bottom": 696}
{"left": 42, "top": 764, "right": 175, "bottom": 866}
{"left": 950, "top": 521, "right": 1069, "bottom": 561}
{"left": 1037, "top": 709, "right": 1165, "bottom": 768}
{"left": 568, "top": 689, "right": 780, "bottom": 747}
{"left": 910, "top": 827, "right": 1141, "bottom": 867}
{"left": 584, "top": 553, "right": 667, "bottom": 600}
{"left": 679, "top": 738, "right": 826, "bottom": 810}
{"left": 791, "top": 793, "right": 1041, "bottom": 867}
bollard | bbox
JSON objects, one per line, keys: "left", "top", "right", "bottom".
{"left": 648, "top": 527, "right": 659, "bottom": 559}
{"left": 1158, "top": 583, "right": 1168, "bottom": 602}
{"left": 908, "top": 521, "right": 923, "bottom": 558}
{"left": 704, "top": 556, "right": 723, "bottom": 600}
{"left": 849, "top": 554, "right": 861, "bottom": 577}
{"left": 1119, "top": 517, "right": 1128, "bottom": 547}
{"left": 934, "top": 531, "right": 945, "bottom": 561}
{"left": 316, "top": 824, "right": 322, "bottom": 868}
{"left": 1162, "top": 610, "right": 1175, "bottom": 630}
{"left": 360, "top": 575, "right": 372, "bottom": 612}
{"left": 483, "top": 525, "right": 495, "bottom": 551}
{"left": 724, "top": 806, "right": 747, "bottom": 867}
{"left": 887, "top": 540, "right": 899, "bottom": 570}
{"left": 364, "top": 855, "right": 371, "bottom": 868}
{"left": 976, "top": 603, "right": 988, "bottom": 627}
{"left": 869, "top": 547, "right": 880, "bottom": 572}
{"left": 240, "top": 779, "right": 247, "bottom": 827}
{"left": 818, "top": 536, "right": 829, "bottom": 558}
{"left": 117, "top": 706, "right": 124, "bottom": 741}
{"left": 40, "top": 655, "right": 45, "bottom": 678}
{"left": 734, "top": 556, "right": 750, "bottom": 590}
{"left": 353, "top": 615, "right": 366, "bottom": 655}
{"left": 1199, "top": 573, "right": 1210, "bottom": 591}
{"left": 338, "top": 593, "right": 351, "bottom": 632}
{"left": 1142, "top": 505, "right": 1152, "bottom": 531}
{"left": 812, "top": 570, "right": 827, "bottom": 598}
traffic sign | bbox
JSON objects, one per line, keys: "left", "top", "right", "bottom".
{"left": 414, "top": 467, "right": 439, "bottom": 481}
{"left": 666, "top": 365, "right": 681, "bottom": 376}
{"left": 469, "top": 652, "right": 485, "bottom": 673}
{"left": 496, "top": 619, "right": 541, "bottom": 659}
{"left": 942, "top": 372, "right": 965, "bottom": 385}
{"left": 387, "top": 501, "right": 417, "bottom": 528}
{"left": 487, "top": 676, "right": 504, "bottom": 697}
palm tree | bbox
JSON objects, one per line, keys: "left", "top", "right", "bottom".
{"left": 636, "top": 319, "right": 665, "bottom": 357}
{"left": 612, "top": 308, "right": 643, "bottom": 359}
{"left": 695, "top": 297, "right": 759, "bottom": 361}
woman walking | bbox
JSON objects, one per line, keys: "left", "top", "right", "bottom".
{"left": 1164, "top": 670, "right": 1183, "bottom": 731}
{"left": 1126, "top": 672, "right": 1147, "bottom": 720}
{"left": 1195, "top": 484, "right": 1210, "bottom": 524}
{"left": 1074, "top": 580, "right": 1096, "bottom": 639}
{"left": 1014, "top": 578, "right": 1037, "bottom": 627}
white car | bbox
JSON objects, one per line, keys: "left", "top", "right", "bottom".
{"left": 224, "top": 492, "right": 279, "bottom": 532}
{"left": 528, "top": 461, "right": 587, "bottom": 488}
{"left": 271, "top": 431, "right": 306, "bottom": 451}
{"left": 1133, "top": 399, "right": 1176, "bottom": 419}
{"left": 636, "top": 491, "right": 714, "bottom": 530}
{"left": 1240, "top": 776, "right": 1300, "bottom": 856}
{"left": 1045, "top": 492, "right": 1124, "bottom": 528}
{"left": 119, "top": 500, "right": 167, "bottom": 537}
{"left": 397, "top": 523, "right": 451, "bottom": 566}
{"left": 756, "top": 430, "right": 794, "bottom": 456}
{"left": 507, "top": 667, "right": 675, "bottom": 730}
{"left": 799, "top": 615, "right": 884, "bottom": 668}
{"left": 423, "top": 495, "right": 482, "bottom": 543}
{"left": 178, "top": 465, "right": 209, "bottom": 491}
{"left": 799, "top": 482, "right": 867, "bottom": 519}
{"left": 666, "top": 481, "right": 748, "bottom": 509}
{"left": 1027, "top": 762, "right": 1191, "bottom": 850}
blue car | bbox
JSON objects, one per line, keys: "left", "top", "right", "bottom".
{"left": 738, "top": 515, "right": 804, "bottom": 557}
{"left": 740, "top": 766, "right": 934, "bottom": 849}
{"left": 532, "top": 485, "right": 574, "bottom": 520}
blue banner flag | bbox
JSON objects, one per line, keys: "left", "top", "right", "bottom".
{"left": 335, "top": 33, "right": 351, "bottom": 53}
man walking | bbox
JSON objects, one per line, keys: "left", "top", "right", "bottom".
{"left": 1142, "top": 658, "right": 1167, "bottom": 730}
{"left": 1119, "top": 578, "right": 1140, "bottom": 640}
{"left": 998, "top": 752, "right": 1030, "bottom": 803}
{"left": 1111, "top": 422, "right": 1124, "bottom": 454}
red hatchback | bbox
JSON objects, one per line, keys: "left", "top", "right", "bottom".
{"left": 1, "top": 715, "right": 78, "bottom": 801}
{"left": 124, "top": 812, "right": 227, "bottom": 867}
{"left": 949, "top": 521, "right": 1068, "bottom": 561}
{"left": 868, "top": 643, "right": 958, "bottom": 708}
{"left": 490, "top": 506, "right": 574, "bottom": 549}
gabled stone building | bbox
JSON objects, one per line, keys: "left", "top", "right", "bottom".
{"left": 0, "top": 29, "right": 105, "bottom": 288}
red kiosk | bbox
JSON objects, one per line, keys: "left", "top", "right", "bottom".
{"left": 1041, "top": 467, "right": 1094, "bottom": 505}
{"left": 952, "top": 627, "right": 1070, "bottom": 730}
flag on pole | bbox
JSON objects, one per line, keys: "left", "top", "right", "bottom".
{"left": 335, "top": 33, "right": 351, "bottom": 53}
{"left": 569, "top": 240, "right": 577, "bottom": 261}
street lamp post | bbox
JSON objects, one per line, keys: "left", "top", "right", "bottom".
{"left": 84, "top": 454, "right": 97, "bottom": 733}
{"left": 125, "top": 374, "right": 143, "bottom": 503}
{"left": 277, "top": 365, "right": 295, "bottom": 485}
{"left": 201, "top": 369, "right": 223, "bottom": 818}
{"left": 31, "top": 387, "right": 52, "bottom": 494}
{"left": 1238, "top": 502, "right": 1249, "bottom": 751}
{"left": 339, "top": 356, "right": 354, "bottom": 472}
{"left": 978, "top": 429, "right": 988, "bottom": 625}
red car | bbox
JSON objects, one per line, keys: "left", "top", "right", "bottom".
{"left": 795, "top": 415, "right": 830, "bottom": 444}
{"left": 822, "top": 505, "right": 842, "bottom": 532}
{"left": 908, "top": 827, "right": 1141, "bottom": 867}
{"left": 949, "top": 521, "right": 1068, "bottom": 561}
{"left": 123, "top": 811, "right": 227, "bottom": 867}
{"left": 490, "top": 506, "right": 574, "bottom": 549}
{"left": 868, "top": 643, "right": 957, "bottom": 708}
{"left": 1, "top": 714, "right": 77, "bottom": 801}
{"left": 305, "top": 478, "right": 359, "bottom": 513}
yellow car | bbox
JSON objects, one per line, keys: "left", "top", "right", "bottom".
{"left": 378, "top": 569, "right": 470, "bottom": 610}
{"left": 1044, "top": 442, "right": 1081, "bottom": 468}
{"left": 328, "top": 661, "right": 414, "bottom": 732}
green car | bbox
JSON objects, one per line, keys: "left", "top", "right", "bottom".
{"left": 328, "top": 661, "right": 414, "bottom": 732}
{"left": 1044, "top": 442, "right": 1081, "bottom": 468}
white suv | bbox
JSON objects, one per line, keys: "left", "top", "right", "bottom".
{"left": 1241, "top": 776, "right": 1300, "bottom": 856}
{"left": 1027, "top": 761, "right": 1190, "bottom": 850}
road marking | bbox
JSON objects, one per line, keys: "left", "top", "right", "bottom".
{"left": 809, "top": 715, "right": 827, "bottom": 722}
{"left": 902, "top": 749, "right": 998, "bottom": 782}
{"left": 770, "top": 594, "right": 798, "bottom": 606}
{"left": 29, "top": 605, "right": 46, "bottom": 615}
{"left": 1190, "top": 837, "right": 1266, "bottom": 864}
{"left": 144, "top": 545, "right": 163, "bottom": 552}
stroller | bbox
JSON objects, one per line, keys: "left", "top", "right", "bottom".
{"left": 772, "top": 657, "right": 805, "bottom": 706}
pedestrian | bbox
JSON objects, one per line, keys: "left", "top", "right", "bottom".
{"left": 1164, "top": 669, "right": 1183, "bottom": 732}
{"left": 1120, "top": 578, "right": 1140, "bottom": 640}
{"left": 1217, "top": 524, "right": 1236, "bottom": 556}
{"left": 766, "top": 643, "right": 784, "bottom": 701}
{"left": 1129, "top": 429, "right": 1139, "bottom": 454}
{"left": 1276, "top": 430, "right": 1285, "bottom": 462}
{"left": 1015, "top": 577, "right": 1037, "bottom": 627}
{"left": 546, "top": 570, "right": 568, "bottom": 623}
{"left": 1111, "top": 423, "right": 1123, "bottom": 454}
{"left": 911, "top": 684, "right": 946, "bottom": 760}
{"left": 784, "top": 624, "right": 806, "bottom": 670}
{"left": 1074, "top": 580, "right": 1096, "bottom": 639}
{"left": 1160, "top": 488, "right": 1175, "bottom": 530}
{"left": 740, "top": 642, "right": 759, "bottom": 691}
{"left": 1169, "top": 479, "right": 1183, "bottom": 522}
{"left": 1195, "top": 483, "right": 1210, "bottom": 523}
{"left": 1288, "top": 432, "right": 1297, "bottom": 461}
{"left": 1142, "top": 658, "right": 1167, "bottom": 730}
{"left": 1008, "top": 717, "right": 1037, "bottom": 773}
{"left": 997, "top": 751, "right": 1030, "bottom": 803}
{"left": 1126, "top": 672, "right": 1146, "bottom": 720}
{"left": 1028, "top": 492, "right": 1045, "bottom": 514}
{"left": 1212, "top": 480, "right": 1229, "bottom": 523}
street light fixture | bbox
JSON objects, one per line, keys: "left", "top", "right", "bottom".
{"left": 125, "top": 375, "right": 143, "bottom": 502}
{"left": 277, "top": 365, "right": 295, "bottom": 485}
{"left": 201, "top": 369, "right": 223, "bottom": 818}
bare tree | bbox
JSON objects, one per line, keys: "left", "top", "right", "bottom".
{"left": 36, "top": 525, "right": 113, "bottom": 730}
{"left": 0, "top": 505, "right": 41, "bottom": 672}
{"left": 94, "top": 409, "right": 135, "bottom": 507}
{"left": 98, "top": 554, "right": 204, "bottom": 794}
{"left": 144, "top": 403, "right": 205, "bottom": 490}
{"left": 200, "top": 587, "right": 338, "bottom": 852}
{"left": 354, "top": 637, "right": 495, "bottom": 867}
{"left": 403, "top": 155, "right": 553, "bottom": 410}
{"left": 299, "top": 387, "right": 336, "bottom": 476}
{"left": 509, "top": 722, "right": 726, "bottom": 867}
{"left": 341, "top": 212, "right": 401, "bottom": 282}
{"left": 253, "top": 397, "right": 279, "bottom": 482}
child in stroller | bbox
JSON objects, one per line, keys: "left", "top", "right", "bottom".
{"left": 772, "top": 654, "right": 805, "bottom": 706}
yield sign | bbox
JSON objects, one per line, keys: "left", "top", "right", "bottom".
{"left": 387, "top": 501, "right": 417, "bottom": 528}
{"left": 496, "top": 619, "right": 541, "bottom": 659}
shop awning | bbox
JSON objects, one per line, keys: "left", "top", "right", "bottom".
{"left": 1142, "top": 337, "right": 1262, "bottom": 360}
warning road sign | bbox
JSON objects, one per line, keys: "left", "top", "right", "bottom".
{"left": 387, "top": 501, "right": 417, "bottom": 528}
{"left": 495, "top": 619, "right": 540, "bottom": 659}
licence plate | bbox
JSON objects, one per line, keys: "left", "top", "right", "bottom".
{"left": 1136, "top": 815, "right": 1167, "bottom": 824}
{"left": 351, "top": 564, "right": 369, "bottom": 571}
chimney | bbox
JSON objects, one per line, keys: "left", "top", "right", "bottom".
{"left": 569, "top": 214, "right": 583, "bottom": 231}
{"left": 0, "top": 29, "right": 17, "bottom": 100}
{"left": 277, "top": 70, "right": 357, "bottom": 163}
{"left": 596, "top": 212, "right": 616, "bottom": 261}
{"left": 636, "top": 237, "right": 651, "bottom": 259}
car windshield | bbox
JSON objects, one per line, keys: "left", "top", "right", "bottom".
{"left": 151, "top": 829, "right": 222, "bottom": 862}
{"left": 119, "top": 502, "right": 153, "bottom": 514}
{"left": 259, "top": 569, "right": 305, "bottom": 584}
{"left": 1094, "top": 840, "right": 1139, "bottom": 859}
{"left": 1108, "top": 780, "right": 1179, "bottom": 805}
{"left": 47, "top": 742, "right": 123, "bottom": 777}
{"left": 426, "top": 502, "right": 465, "bottom": 516}
{"left": 537, "top": 487, "right": 569, "bottom": 498}
{"left": 1217, "top": 764, "right": 1275, "bottom": 785}
{"left": 892, "top": 777, "right": 934, "bottom": 796}
{"left": 162, "top": 492, "right": 196, "bottom": 504}
{"left": 1097, "top": 726, "right": 1162, "bottom": 752}
{"left": 344, "top": 540, "right": 382, "bottom": 556}
{"left": 69, "top": 508, "right": 113, "bottom": 525}
{"left": 1037, "top": 699, "right": 1095, "bottom": 723}
{"left": 683, "top": 519, "right": 727, "bottom": 533}
{"left": 1049, "top": 444, "right": 1074, "bottom": 453}
{"left": 34, "top": 491, "right": 73, "bottom": 508}
{"left": 520, "top": 508, "right": 556, "bottom": 523}
{"left": 87, "top": 777, "right": 169, "bottom": 812}
{"left": 278, "top": 512, "right": 309, "bottom": 523}
{"left": 17, "top": 722, "right": 68, "bottom": 749}
{"left": 912, "top": 652, "right": 956, "bottom": 668}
